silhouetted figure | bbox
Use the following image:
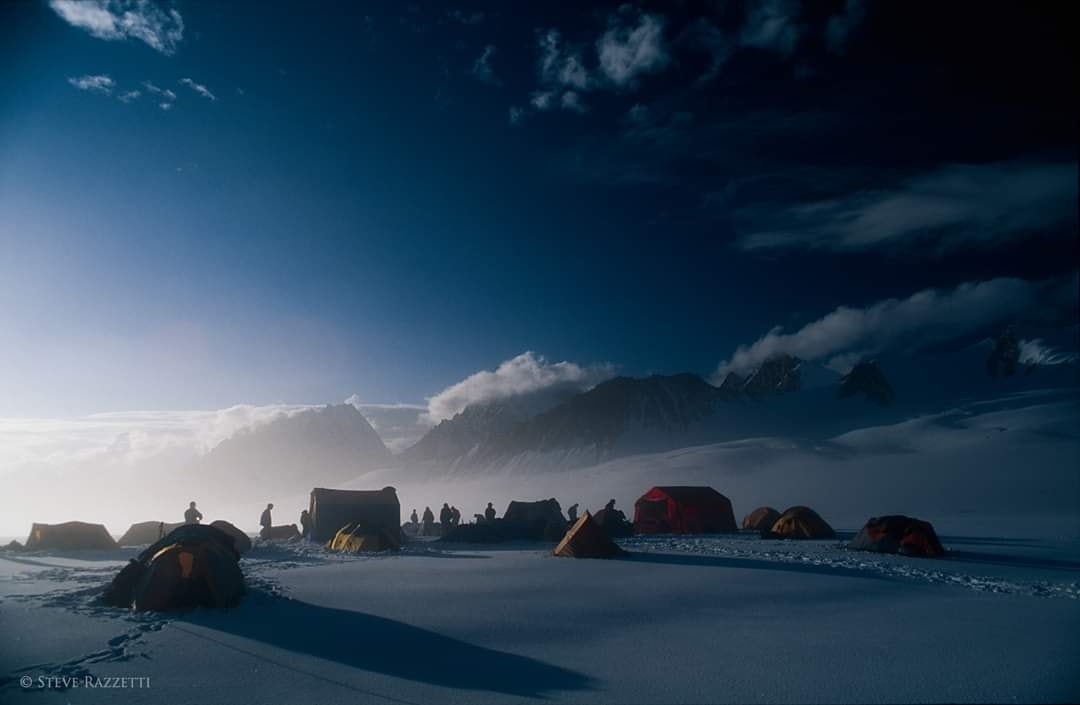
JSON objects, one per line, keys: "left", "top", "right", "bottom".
{"left": 439, "top": 503, "right": 452, "bottom": 534}
{"left": 410, "top": 509, "right": 419, "bottom": 524}
{"left": 567, "top": 503, "right": 579, "bottom": 522}
{"left": 184, "top": 501, "right": 203, "bottom": 524}
{"left": 299, "top": 509, "right": 312, "bottom": 539}
{"left": 422, "top": 506, "right": 435, "bottom": 536}
{"left": 260, "top": 503, "right": 274, "bottom": 540}
{"left": 605, "top": 499, "right": 616, "bottom": 512}
{"left": 484, "top": 502, "right": 496, "bottom": 522}
{"left": 450, "top": 505, "right": 461, "bottom": 527}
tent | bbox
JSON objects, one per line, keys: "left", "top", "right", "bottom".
{"left": 209, "top": 520, "right": 252, "bottom": 554}
{"left": 103, "top": 524, "right": 244, "bottom": 611}
{"left": 264, "top": 524, "right": 302, "bottom": 541}
{"left": 592, "top": 507, "right": 633, "bottom": 538}
{"left": 25, "top": 521, "right": 117, "bottom": 551}
{"left": 118, "top": 521, "right": 184, "bottom": 546}
{"left": 742, "top": 506, "right": 781, "bottom": 532}
{"left": 769, "top": 506, "right": 835, "bottom": 539}
{"left": 849, "top": 515, "right": 945, "bottom": 558}
{"left": 326, "top": 522, "right": 401, "bottom": 553}
{"left": 308, "top": 486, "right": 401, "bottom": 543}
{"left": 633, "top": 487, "right": 737, "bottom": 535}
{"left": 503, "top": 499, "right": 565, "bottom": 525}
{"left": 554, "top": 512, "right": 624, "bottom": 559}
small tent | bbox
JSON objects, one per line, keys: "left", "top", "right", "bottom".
{"left": 209, "top": 520, "right": 252, "bottom": 554}
{"left": 118, "top": 521, "right": 184, "bottom": 546}
{"left": 503, "top": 499, "right": 565, "bottom": 525}
{"left": 592, "top": 507, "right": 633, "bottom": 538}
{"left": 309, "top": 487, "right": 401, "bottom": 543}
{"left": 25, "top": 521, "right": 117, "bottom": 551}
{"left": 633, "top": 486, "right": 737, "bottom": 535}
{"left": 742, "top": 506, "right": 781, "bottom": 532}
{"left": 264, "top": 524, "right": 302, "bottom": 541}
{"left": 554, "top": 511, "right": 624, "bottom": 559}
{"left": 769, "top": 506, "right": 835, "bottom": 539}
{"left": 103, "top": 524, "right": 244, "bottom": 611}
{"left": 327, "top": 522, "right": 401, "bottom": 553}
{"left": 849, "top": 515, "right": 945, "bottom": 558}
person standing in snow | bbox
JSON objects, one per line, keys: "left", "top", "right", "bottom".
{"left": 484, "top": 502, "right": 496, "bottom": 522}
{"left": 439, "top": 503, "right": 452, "bottom": 534}
{"left": 410, "top": 509, "right": 419, "bottom": 525}
{"left": 184, "top": 501, "right": 203, "bottom": 524}
{"left": 260, "top": 503, "right": 274, "bottom": 539}
{"left": 422, "top": 506, "right": 435, "bottom": 536}
{"left": 299, "top": 509, "right": 312, "bottom": 539}
{"left": 450, "top": 505, "right": 461, "bottom": 527}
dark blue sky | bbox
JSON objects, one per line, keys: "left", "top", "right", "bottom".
{"left": 0, "top": 1, "right": 1076, "bottom": 415}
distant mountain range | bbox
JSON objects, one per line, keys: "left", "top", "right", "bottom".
{"left": 190, "top": 404, "right": 392, "bottom": 497}
{"left": 192, "top": 333, "right": 1079, "bottom": 484}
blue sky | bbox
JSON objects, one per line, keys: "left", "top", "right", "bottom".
{"left": 0, "top": 0, "right": 1076, "bottom": 419}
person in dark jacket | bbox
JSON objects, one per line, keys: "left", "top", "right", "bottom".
{"left": 184, "top": 501, "right": 203, "bottom": 524}
{"left": 450, "top": 506, "right": 461, "bottom": 527}
{"left": 439, "top": 503, "right": 452, "bottom": 534}
{"left": 484, "top": 502, "right": 496, "bottom": 522}
{"left": 259, "top": 503, "right": 274, "bottom": 539}
{"left": 410, "top": 509, "right": 419, "bottom": 524}
{"left": 299, "top": 509, "right": 312, "bottom": 539}
{"left": 422, "top": 506, "right": 435, "bottom": 535}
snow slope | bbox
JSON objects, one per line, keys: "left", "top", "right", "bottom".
{"left": 1, "top": 535, "right": 1078, "bottom": 704}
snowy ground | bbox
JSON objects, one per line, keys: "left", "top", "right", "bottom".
{"left": 2, "top": 531, "right": 1079, "bottom": 704}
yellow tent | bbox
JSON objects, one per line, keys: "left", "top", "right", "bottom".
{"left": 327, "top": 522, "right": 401, "bottom": 553}
{"left": 553, "top": 511, "right": 624, "bottom": 559}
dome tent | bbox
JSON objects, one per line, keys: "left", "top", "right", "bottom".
{"left": 742, "top": 506, "right": 781, "bottom": 532}
{"left": 849, "top": 515, "right": 945, "bottom": 558}
{"left": 25, "top": 521, "right": 117, "bottom": 551}
{"left": 118, "top": 521, "right": 184, "bottom": 546}
{"left": 769, "top": 506, "right": 836, "bottom": 539}
{"left": 103, "top": 524, "right": 244, "bottom": 611}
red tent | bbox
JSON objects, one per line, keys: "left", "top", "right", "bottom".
{"left": 633, "top": 486, "right": 737, "bottom": 535}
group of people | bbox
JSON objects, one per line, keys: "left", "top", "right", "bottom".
{"left": 180, "top": 496, "right": 606, "bottom": 543}
{"left": 407, "top": 501, "right": 501, "bottom": 536}
{"left": 183, "top": 501, "right": 313, "bottom": 541}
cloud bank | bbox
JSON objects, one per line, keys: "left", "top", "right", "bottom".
{"left": 68, "top": 74, "right": 115, "bottom": 94}
{"left": 713, "top": 274, "right": 1079, "bottom": 378}
{"left": 423, "top": 351, "right": 616, "bottom": 425}
{"left": 49, "top": 0, "right": 184, "bottom": 55}
{"left": 737, "top": 160, "right": 1078, "bottom": 252}
{"left": 180, "top": 77, "right": 216, "bottom": 100}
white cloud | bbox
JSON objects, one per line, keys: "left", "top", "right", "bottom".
{"left": 422, "top": 351, "right": 616, "bottom": 425}
{"left": 0, "top": 404, "right": 317, "bottom": 472}
{"left": 561, "top": 90, "right": 587, "bottom": 113}
{"left": 67, "top": 74, "right": 114, "bottom": 94}
{"left": 712, "top": 274, "right": 1078, "bottom": 379}
{"left": 508, "top": 106, "right": 526, "bottom": 125}
{"left": 538, "top": 28, "right": 591, "bottom": 90}
{"left": 471, "top": 45, "right": 499, "bottom": 85}
{"left": 343, "top": 396, "right": 427, "bottom": 453}
{"left": 49, "top": 0, "right": 185, "bottom": 55}
{"left": 596, "top": 8, "right": 670, "bottom": 87}
{"left": 159, "top": 101, "right": 173, "bottom": 111}
{"left": 737, "top": 160, "right": 1079, "bottom": 253}
{"left": 117, "top": 89, "right": 141, "bottom": 102}
{"left": 1019, "top": 339, "right": 1080, "bottom": 367}
{"left": 530, "top": 90, "right": 556, "bottom": 111}
{"left": 179, "top": 77, "right": 216, "bottom": 100}
{"left": 740, "top": 0, "right": 801, "bottom": 56}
